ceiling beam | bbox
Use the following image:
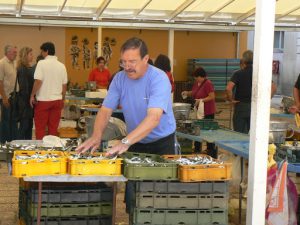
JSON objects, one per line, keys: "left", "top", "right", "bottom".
{"left": 94, "top": 0, "right": 112, "bottom": 20}
{"left": 167, "top": 0, "right": 196, "bottom": 22}
{"left": 0, "top": 17, "right": 299, "bottom": 32}
{"left": 58, "top": 0, "right": 68, "bottom": 16}
{"left": 16, "top": 0, "right": 25, "bottom": 17}
{"left": 235, "top": 7, "right": 256, "bottom": 24}
{"left": 205, "top": 0, "right": 235, "bottom": 20}
{"left": 134, "top": 0, "right": 152, "bottom": 17}
{"left": 276, "top": 4, "right": 300, "bottom": 21}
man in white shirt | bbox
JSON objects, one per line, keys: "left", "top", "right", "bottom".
{"left": 0, "top": 45, "right": 17, "bottom": 143}
{"left": 30, "top": 42, "right": 68, "bottom": 139}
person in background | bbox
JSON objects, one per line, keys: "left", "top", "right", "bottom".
{"left": 290, "top": 74, "right": 300, "bottom": 113}
{"left": 226, "top": 50, "right": 253, "bottom": 134}
{"left": 148, "top": 58, "right": 154, "bottom": 65}
{"left": 30, "top": 42, "right": 68, "bottom": 140}
{"left": 16, "top": 47, "right": 35, "bottom": 140}
{"left": 181, "top": 67, "right": 216, "bottom": 157}
{"left": 0, "top": 45, "right": 18, "bottom": 143}
{"left": 88, "top": 56, "right": 111, "bottom": 89}
{"left": 154, "top": 54, "right": 175, "bottom": 93}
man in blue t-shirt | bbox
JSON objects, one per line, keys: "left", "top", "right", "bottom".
{"left": 76, "top": 37, "right": 176, "bottom": 155}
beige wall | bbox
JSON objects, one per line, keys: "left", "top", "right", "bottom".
{"left": 0, "top": 25, "right": 65, "bottom": 64}
{"left": 174, "top": 31, "right": 238, "bottom": 81}
{"left": 65, "top": 27, "right": 97, "bottom": 86}
{"left": 0, "top": 25, "right": 248, "bottom": 85}
{"left": 102, "top": 28, "right": 169, "bottom": 75}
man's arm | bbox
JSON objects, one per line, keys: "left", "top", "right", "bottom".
{"left": 294, "top": 87, "right": 300, "bottom": 109}
{"left": 271, "top": 82, "right": 277, "bottom": 98}
{"left": 76, "top": 106, "right": 113, "bottom": 153}
{"left": 30, "top": 79, "right": 42, "bottom": 107}
{"left": 0, "top": 80, "right": 9, "bottom": 108}
{"left": 62, "top": 83, "right": 67, "bottom": 100}
{"left": 107, "top": 108, "right": 163, "bottom": 155}
{"left": 226, "top": 81, "right": 235, "bottom": 102}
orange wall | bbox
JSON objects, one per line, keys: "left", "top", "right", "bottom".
{"left": 0, "top": 25, "right": 248, "bottom": 86}
{"left": 0, "top": 25, "right": 65, "bottom": 64}
{"left": 102, "top": 28, "right": 169, "bottom": 75}
{"left": 174, "top": 31, "right": 238, "bottom": 81}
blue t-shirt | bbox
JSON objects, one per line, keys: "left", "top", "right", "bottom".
{"left": 103, "top": 65, "right": 176, "bottom": 143}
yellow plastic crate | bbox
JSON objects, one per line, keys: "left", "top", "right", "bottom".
{"left": 12, "top": 150, "right": 67, "bottom": 178}
{"left": 67, "top": 153, "right": 122, "bottom": 176}
{"left": 163, "top": 154, "right": 232, "bottom": 182}
{"left": 179, "top": 163, "right": 232, "bottom": 182}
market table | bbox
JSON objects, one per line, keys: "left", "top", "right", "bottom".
{"left": 23, "top": 175, "right": 127, "bottom": 225}
{"left": 215, "top": 140, "right": 300, "bottom": 173}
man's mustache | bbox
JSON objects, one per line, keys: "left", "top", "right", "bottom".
{"left": 125, "top": 69, "right": 136, "bottom": 73}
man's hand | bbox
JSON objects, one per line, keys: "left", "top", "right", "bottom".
{"left": 289, "top": 105, "right": 300, "bottom": 114}
{"left": 76, "top": 136, "right": 101, "bottom": 154}
{"left": 29, "top": 95, "right": 36, "bottom": 108}
{"left": 105, "top": 141, "right": 129, "bottom": 156}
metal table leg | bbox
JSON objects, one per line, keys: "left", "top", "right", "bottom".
{"left": 112, "top": 182, "right": 117, "bottom": 225}
{"left": 37, "top": 182, "right": 42, "bottom": 225}
{"left": 239, "top": 157, "right": 244, "bottom": 224}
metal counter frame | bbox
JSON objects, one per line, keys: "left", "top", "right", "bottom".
{"left": 23, "top": 175, "right": 127, "bottom": 225}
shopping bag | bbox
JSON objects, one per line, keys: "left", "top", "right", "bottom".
{"left": 266, "top": 161, "right": 298, "bottom": 225}
{"left": 196, "top": 99, "right": 204, "bottom": 119}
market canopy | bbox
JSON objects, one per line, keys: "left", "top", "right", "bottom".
{"left": 0, "top": 0, "right": 299, "bottom": 30}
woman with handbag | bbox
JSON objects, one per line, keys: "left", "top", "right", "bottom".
{"left": 181, "top": 67, "right": 217, "bottom": 157}
{"left": 16, "top": 47, "right": 35, "bottom": 139}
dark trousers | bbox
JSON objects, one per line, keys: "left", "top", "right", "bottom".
{"left": 0, "top": 100, "right": 18, "bottom": 143}
{"left": 233, "top": 102, "right": 251, "bottom": 134}
{"left": 125, "top": 133, "right": 176, "bottom": 215}
{"left": 18, "top": 118, "right": 33, "bottom": 140}
{"left": 194, "top": 114, "right": 217, "bottom": 158}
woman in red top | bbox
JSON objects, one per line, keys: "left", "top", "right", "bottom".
{"left": 88, "top": 56, "right": 111, "bottom": 89}
{"left": 154, "top": 54, "right": 175, "bottom": 93}
{"left": 181, "top": 67, "right": 217, "bottom": 157}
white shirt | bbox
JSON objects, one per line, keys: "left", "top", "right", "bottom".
{"left": 34, "top": 55, "right": 68, "bottom": 101}
{"left": 0, "top": 56, "right": 17, "bottom": 98}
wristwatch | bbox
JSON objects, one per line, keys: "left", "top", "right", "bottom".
{"left": 121, "top": 137, "right": 131, "bottom": 146}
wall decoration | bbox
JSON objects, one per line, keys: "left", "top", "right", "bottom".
{"left": 102, "top": 37, "right": 116, "bottom": 65}
{"left": 92, "top": 41, "right": 98, "bottom": 66}
{"left": 82, "top": 38, "right": 91, "bottom": 70}
{"left": 69, "top": 35, "right": 80, "bottom": 70}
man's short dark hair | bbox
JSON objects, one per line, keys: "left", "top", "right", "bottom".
{"left": 40, "top": 42, "right": 55, "bottom": 55}
{"left": 96, "top": 56, "right": 105, "bottom": 64}
{"left": 120, "top": 37, "right": 148, "bottom": 59}
{"left": 154, "top": 54, "right": 171, "bottom": 72}
{"left": 242, "top": 50, "right": 253, "bottom": 65}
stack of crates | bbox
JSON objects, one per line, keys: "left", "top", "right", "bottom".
{"left": 130, "top": 180, "right": 229, "bottom": 225}
{"left": 19, "top": 182, "right": 113, "bottom": 225}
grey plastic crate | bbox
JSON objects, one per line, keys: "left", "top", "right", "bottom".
{"left": 28, "top": 202, "right": 112, "bottom": 218}
{"left": 27, "top": 187, "right": 113, "bottom": 203}
{"left": 22, "top": 215, "right": 112, "bottom": 225}
{"left": 136, "top": 193, "right": 228, "bottom": 209}
{"left": 133, "top": 208, "right": 228, "bottom": 225}
{"left": 136, "top": 181, "right": 228, "bottom": 194}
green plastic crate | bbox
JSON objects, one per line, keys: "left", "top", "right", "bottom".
{"left": 28, "top": 202, "right": 112, "bottom": 217}
{"left": 122, "top": 152, "right": 178, "bottom": 180}
{"left": 193, "top": 119, "right": 219, "bottom": 130}
{"left": 134, "top": 208, "right": 228, "bottom": 225}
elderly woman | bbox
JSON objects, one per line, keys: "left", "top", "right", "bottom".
{"left": 181, "top": 67, "right": 217, "bottom": 157}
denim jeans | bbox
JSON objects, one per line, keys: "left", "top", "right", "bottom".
{"left": 0, "top": 100, "right": 18, "bottom": 143}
